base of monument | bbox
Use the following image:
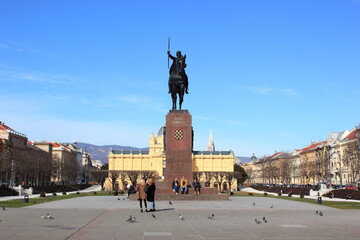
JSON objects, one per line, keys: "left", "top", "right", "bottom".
{"left": 129, "top": 181, "right": 229, "bottom": 200}
{"left": 129, "top": 193, "right": 229, "bottom": 201}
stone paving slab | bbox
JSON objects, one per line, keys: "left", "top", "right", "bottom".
{"left": 0, "top": 196, "right": 359, "bottom": 239}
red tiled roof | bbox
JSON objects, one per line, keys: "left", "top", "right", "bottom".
{"left": 0, "top": 122, "right": 14, "bottom": 131}
{"left": 300, "top": 141, "right": 326, "bottom": 153}
{"left": 344, "top": 129, "right": 360, "bottom": 141}
{"left": 267, "top": 152, "right": 283, "bottom": 160}
{"left": 49, "top": 142, "right": 61, "bottom": 147}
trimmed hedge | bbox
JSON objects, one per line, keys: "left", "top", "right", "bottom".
{"left": 33, "top": 184, "right": 92, "bottom": 194}
{"left": 251, "top": 185, "right": 311, "bottom": 195}
{"left": 323, "top": 189, "right": 360, "bottom": 200}
{"left": 0, "top": 186, "right": 18, "bottom": 197}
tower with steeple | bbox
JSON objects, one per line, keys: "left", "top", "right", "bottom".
{"left": 207, "top": 129, "right": 215, "bottom": 151}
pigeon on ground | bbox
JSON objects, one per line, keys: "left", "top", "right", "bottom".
{"left": 315, "top": 211, "right": 319, "bottom": 215}
{"left": 207, "top": 214, "right": 215, "bottom": 219}
{"left": 2, "top": 206, "right": 5, "bottom": 211}
{"left": 263, "top": 217, "right": 267, "bottom": 223}
{"left": 151, "top": 214, "right": 156, "bottom": 219}
{"left": 169, "top": 201, "right": 173, "bottom": 205}
{"left": 255, "top": 218, "right": 261, "bottom": 224}
{"left": 126, "top": 215, "right": 136, "bottom": 223}
{"left": 319, "top": 212, "right": 323, "bottom": 216}
{"left": 118, "top": 198, "right": 120, "bottom": 200}
{"left": 126, "top": 215, "right": 133, "bottom": 222}
{"left": 270, "top": 204, "right": 274, "bottom": 208}
{"left": 40, "top": 214, "right": 45, "bottom": 219}
{"left": 253, "top": 202, "right": 256, "bottom": 206}
{"left": 46, "top": 213, "right": 54, "bottom": 220}
{"left": 179, "top": 214, "right": 185, "bottom": 220}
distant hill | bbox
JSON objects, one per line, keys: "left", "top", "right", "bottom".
{"left": 239, "top": 156, "right": 251, "bottom": 163}
{"left": 77, "top": 142, "right": 148, "bottom": 164}
{"left": 77, "top": 142, "right": 251, "bottom": 165}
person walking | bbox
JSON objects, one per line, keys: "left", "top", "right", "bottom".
{"left": 146, "top": 178, "right": 156, "bottom": 212}
{"left": 136, "top": 179, "right": 147, "bottom": 213}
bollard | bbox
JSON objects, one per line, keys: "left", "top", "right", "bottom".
{"left": 317, "top": 196, "right": 322, "bottom": 204}
{"left": 24, "top": 193, "right": 29, "bottom": 203}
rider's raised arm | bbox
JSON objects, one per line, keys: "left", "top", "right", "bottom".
{"left": 168, "top": 51, "right": 176, "bottom": 60}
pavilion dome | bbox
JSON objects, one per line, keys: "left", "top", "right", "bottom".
{"left": 157, "top": 124, "right": 165, "bottom": 137}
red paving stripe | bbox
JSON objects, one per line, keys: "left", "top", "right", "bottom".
{"left": 66, "top": 210, "right": 111, "bottom": 240}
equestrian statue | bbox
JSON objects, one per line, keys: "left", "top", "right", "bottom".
{"left": 167, "top": 47, "right": 189, "bottom": 110}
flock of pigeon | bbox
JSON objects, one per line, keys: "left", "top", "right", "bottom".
{"left": 124, "top": 200, "right": 216, "bottom": 223}
{"left": 40, "top": 213, "right": 54, "bottom": 220}
{"left": 255, "top": 217, "right": 267, "bottom": 224}
{"left": 315, "top": 210, "right": 324, "bottom": 216}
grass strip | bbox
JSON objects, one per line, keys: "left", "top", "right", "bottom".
{"left": 232, "top": 192, "right": 360, "bottom": 209}
{"left": 0, "top": 191, "right": 117, "bottom": 208}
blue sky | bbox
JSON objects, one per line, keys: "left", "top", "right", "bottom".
{"left": 1, "top": 1, "right": 360, "bottom": 158}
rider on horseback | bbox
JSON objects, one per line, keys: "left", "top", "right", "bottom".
{"left": 168, "top": 50, "right": 189, "bottom": 94}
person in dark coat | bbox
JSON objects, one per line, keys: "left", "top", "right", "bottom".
{"left": 194, "top": 180, "right": 201, "bottom": 194}
{"left": 172, "top": 177, "right": 179, "bottom": 194}
{"left": 146, "top": 178, "right": 156, "bottom": 212}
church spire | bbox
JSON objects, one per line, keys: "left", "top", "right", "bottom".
{"left": 207, "top": 129, "right": 215, "bottom": 151}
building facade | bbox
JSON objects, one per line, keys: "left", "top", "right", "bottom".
{"left": 243, "top": 128, "right": 360, "bottom": 187}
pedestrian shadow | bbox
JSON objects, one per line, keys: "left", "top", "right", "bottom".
{"left": 155, "top": 208, "right": 175, "bottom": 212}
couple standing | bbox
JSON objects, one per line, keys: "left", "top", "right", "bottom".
{"left": 136, "top": 178, "right": 156, "bottom": 212}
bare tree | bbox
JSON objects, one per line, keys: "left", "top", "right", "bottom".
{"left": 193, "top": 172, "right": 202, "bottom": 181}
{"left": 89, "top": 170, "right": 108, "bottom": 185}
{"left": 343, "top": 140, "right": 360, "bottom": 183}
{"left": 140, "top": 171, "right": 158, "bottom": 182}
{"left": 126, "top": 171, "right": 141, "bottom": 186}
{"left": 299, "top": 160, "right": 310, "bottom": 185}
{"left": 212, "top": 172, "right": 227, "bottom": 191}
{"left": 202, "top": 171, "right": 214, "bottom": 187}
{"left": 279, "top": 156, "right": 292, "bottom": 185}
{"left": 108, "top": 170, "right": 122, "bottom": 190}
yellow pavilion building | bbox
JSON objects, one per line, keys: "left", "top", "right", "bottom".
{"left": 106, "top": 126, "right": 235, "bottom": 190}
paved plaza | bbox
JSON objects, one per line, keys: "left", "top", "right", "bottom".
{"left": 0, "top": 196, "right": 359, "bottom": 240}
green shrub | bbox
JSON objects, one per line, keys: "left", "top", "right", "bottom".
{"left": 52, "top": 192, "right": 57, "bottom": 196}
{"left": 264, "top": 192, "right": 268, "bottom": 196}
{"left": 288, "top": 193, "right": 292, "bottom": 197}
{"left": 248, "top": 193, "right": 253, "bottom": 196}
{"left": 93, "top": 191, "right": 97, "bottom": 195}
{"left": 278, "top": 192, "right": 282, "bottom": 196}
{"left": 300, "top": 194, "right": 304, "bottom": 198}
{"left": 40, "top": 192, "right": 46, "bottom": 198}
{"left": 76, "top": 191, "right": 80, "bottom": 194}
{"left": 62, "top": 192, "right": 67, "bottom": 195}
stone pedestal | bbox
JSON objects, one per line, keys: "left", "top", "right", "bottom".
{"left": 164, "top": 110, "right": 193, "bottom": 187}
